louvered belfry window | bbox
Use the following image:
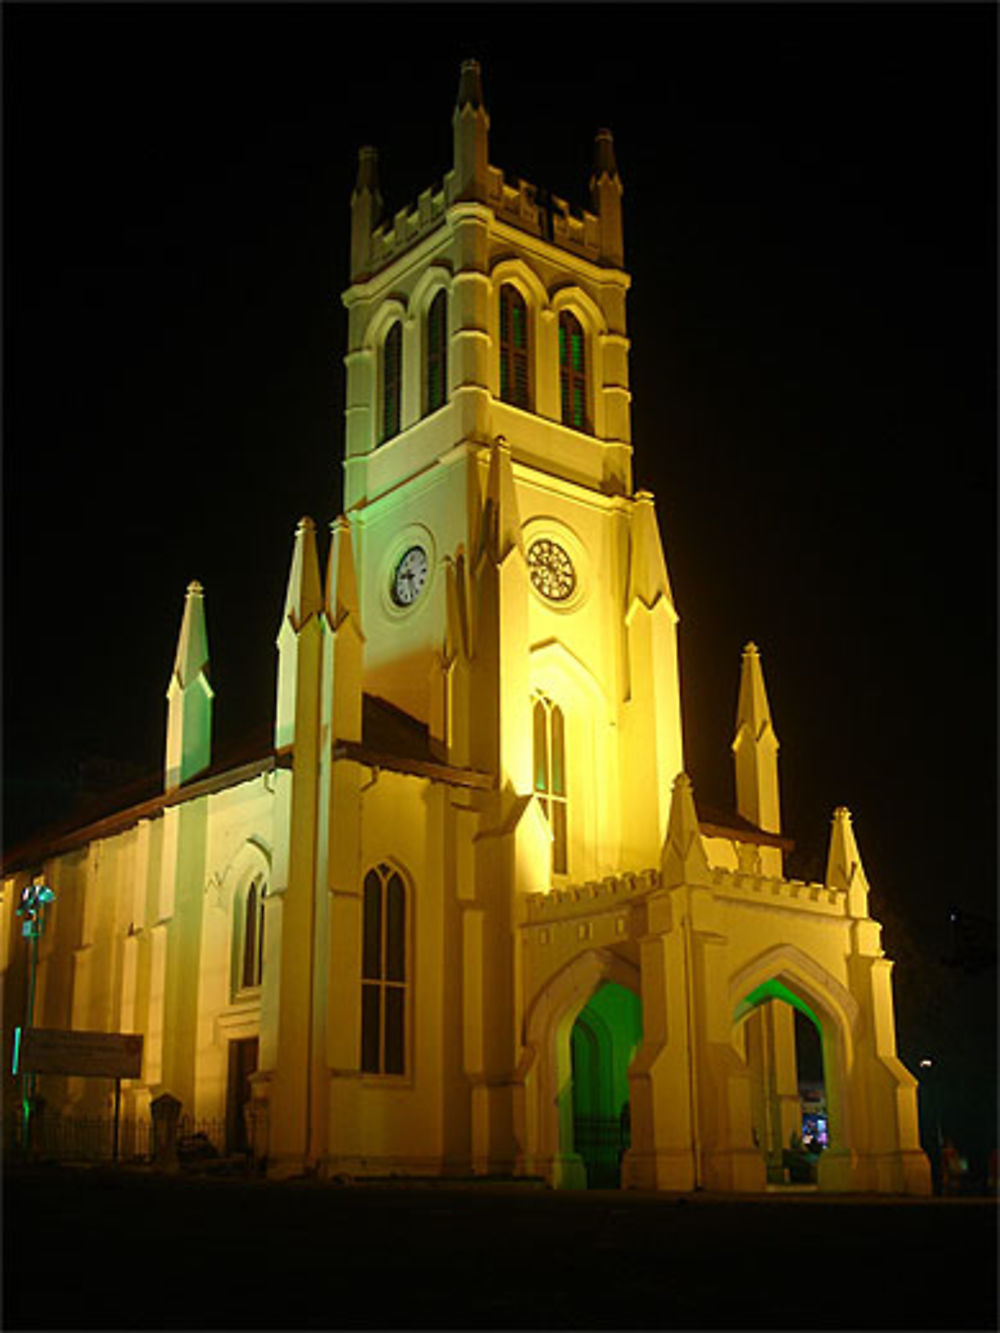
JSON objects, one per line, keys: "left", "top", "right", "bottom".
{"left": 382, "top": 320, "right": 402, "bottom": 442}
{"left": 361, "top": 863, "right": 407, "bottom": 1075}
{"left": 499, "top": 284, "right": 530, "bottom": 409}
{"left": 533, "top": 694, "right": 568, "bottom": 874}
{"left": 559, "top": 311, "right": 587, "bottom": 431}
{"left": 426, "top": 289, "right": 447, "bottom": 414}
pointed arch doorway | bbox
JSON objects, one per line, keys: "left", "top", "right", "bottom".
{"left": 735, "top": 979, "right": 829, "bottom": 1185}
{"left": 570, "top": 982, "right": 643, "bottom": 1188}
{"left": 518, "top": 948, "right": 642, "bottom": 1190}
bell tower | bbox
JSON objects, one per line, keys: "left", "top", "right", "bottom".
{"left": 340, "top": 60, "right": 684, "bottom": 878}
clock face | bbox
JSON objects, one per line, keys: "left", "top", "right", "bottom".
{"left": 527, "top": 539, "right": 576, "bottom": 602}
{"left": 391, "top": 545, "right": 429, "bottom": 607}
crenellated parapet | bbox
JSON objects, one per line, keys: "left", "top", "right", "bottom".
{"left": 363, "top": 166, "right": 607, "bottom": 277}
{"left": 526, "top": 868, "right": 659, "bottom": 923}
{"left": 367, "top": 181, "right": 449, "bottom": 273}
{"left": 488, "top": 174, "right": 603, "bottom": 261}
{"left": 709, "top": 866, "right": 847, "bottom": 916}
{"left": 525, "top": 863, "right": 847, "bottom": 925}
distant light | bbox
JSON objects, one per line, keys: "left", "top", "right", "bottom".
{"left": 949, "top": 912, "right": 957, "bottom": 922}
{"left": 919, "top": 1058, "right": 933, "bottom": 1068}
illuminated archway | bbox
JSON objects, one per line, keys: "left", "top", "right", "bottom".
{"left": 729, "top": 947, "right": 858, "bottom": 1180}
{"left": 516, "top": 947, "right": 640, "bottom": 1189}
{"left": 734, "top": 979, "right": 828, "bottom": 1182}
{"left": 570, "top": 981, "right": 643, "bottom": 1187}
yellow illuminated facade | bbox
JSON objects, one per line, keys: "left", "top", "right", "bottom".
{"left": 1, "top": 63, "right": 930, "bottom": 1194}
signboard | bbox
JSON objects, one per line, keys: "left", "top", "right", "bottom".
{"left": 15, "top": 1028, "right": 143, "bottom": 1080}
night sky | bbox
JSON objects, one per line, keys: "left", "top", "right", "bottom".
{"left": 4, "top": 6, "right": 996, "bottom": 1156}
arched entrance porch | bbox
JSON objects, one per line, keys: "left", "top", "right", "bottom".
{"left": 515, "top": 947, "right": 641, "bottom": 1189}
{"left": 728, "top": 946, "right": 858, "bottom": 1192}
{"left": 733, "top": 979, "right": 828, "bottom": 1184}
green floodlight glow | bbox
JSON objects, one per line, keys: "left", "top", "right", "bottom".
{"left": 12, "top": 1026, "right": 21, "bottom": 1076}
{"left": 734, "top": 978, "right": 821, "bottom": 1030}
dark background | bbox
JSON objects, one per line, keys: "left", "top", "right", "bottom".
{"left": 3, "top": 4, "right": 996, "bottom": 1169}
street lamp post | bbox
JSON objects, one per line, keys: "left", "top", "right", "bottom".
{"left": 16, "top": 880, "right": 56, "bottom": 1151}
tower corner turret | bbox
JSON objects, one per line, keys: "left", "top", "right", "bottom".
{"left": 450, "top": 57, "right": 490, "bottom": 204}
{"left": 589, "top": 127, "right": 624, "bottom": 269}
{"left": 350, "top": 145, "right": 384, "bottom": 281}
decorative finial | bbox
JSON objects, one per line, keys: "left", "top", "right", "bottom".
{"left": 456, "top": 58, "right": 484, "bottom": 110}
{"left": 297, "top": 516, "right": 316, "bottom": 534}
{"left": 743, "top": 641, "right": 759, "bottom": 656}
{"left": 593, "top": 128, "right": 619, "bottom": 180}
{"left": 354, "top": 145, "right": 380, "bottom": 194}
{"left": 186, "top": 580, "right": 203, "bottom": 596}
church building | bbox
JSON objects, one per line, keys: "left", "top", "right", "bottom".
{"left": 1, "top": 62, "right": 930, "bottom": 1194}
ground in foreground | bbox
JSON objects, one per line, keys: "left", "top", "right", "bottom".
{"left": 3, "top": 1166, "right": 997, "bottom": 1330}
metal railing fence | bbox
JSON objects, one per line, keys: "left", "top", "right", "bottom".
{"left": 3, "top": 1111, "right": 229, "bottom": 1164}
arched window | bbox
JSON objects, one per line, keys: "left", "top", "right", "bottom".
{"left": 240, "top": 874, "right": 266, "bottom": 989}
{"left": 361, "top": 863, "right": 407, "bottom": 1075}
{"left": 382, "top": 320, "right": 402, "bottom": 442}
{"left": 533, "top": 694, "right": 567, "bottom": 874}
{"left": 499, "top": 284, "right": 530, "bottom": 409}
{"left": 426, "top": 289, "right": 448, "bottom": 415}
{"left": 559, "top": 311, "right": 587, "bottom": 431}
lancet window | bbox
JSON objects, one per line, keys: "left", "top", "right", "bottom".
{"left": 558, "top": 310, "right": 587, "bottom": 431}
{"left": 240, "top": 874, "right": 266, "bottom": 990}
{"left": 532, "top": 694, "right": 568, "bottom": 874}
{"left": 499, "top": 284, "right": 530, "bottom": 410}
{"left": 426, "top": 289, "right": 448, "bottom": 414}
{"left": 361, "top": 863, "right": 407, "bottom": 1075}
{"left": 382, "top": 320, "right": 402, "bottom": 441}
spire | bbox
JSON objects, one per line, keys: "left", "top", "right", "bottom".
{"left": 325, "top": 515, "right": 362, "bottom": 635}
{"left": 589, "top": 127, "right": 623, "bottom": 268}
{"left": 825, "top": 806, "right": 871, "bottom": 916}
{"left": 350, "top": 145, "right": 384, "bottom": 280}
{"left": 480, "top": 436, "right": 524, "bottom": 567}
{"left": 628, "top": 491, "right": 674, "bottom": 612}
{"left": 451, "top": 58, "right": 490, "bottom": 203}
{"left": 732, "top": 641, "right": 781, "bottom": 835}
{"left": 660, "top": 772, "right": 712, "bottom": 889}
{"left": 323, "top": 515, "right": 363, "bottom": 744}
{"left": 282, "top": 517, "right": 324, "bottom": 632}
{"left": 172, "top": 580, "right": 209, "bottom": 689}
{"left": 275, "top": 519, "right": 324, "bottom": 751}
{"left": 165, "top": 580, "right": 213, "bottom": 790}
{"left": 734, "top": 642, "right": 777, "bottom": 746}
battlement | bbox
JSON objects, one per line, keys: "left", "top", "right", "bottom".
{"left": 364, "top": 164, "right": 604, "bottom": 276}
{"left": 710, "top": 866, "right": 847, "bottom": 915}
{"left": 526, "top": 868, "right": 659, "bottom": 922}
{"left": 524, "top": 864, "right": 847, "bottom": 925}
{"left": 368, "top": 180, "right": 449, "bottom": 272}
{"left": 490, "top": 168, "right": 602, "bottom": 260}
